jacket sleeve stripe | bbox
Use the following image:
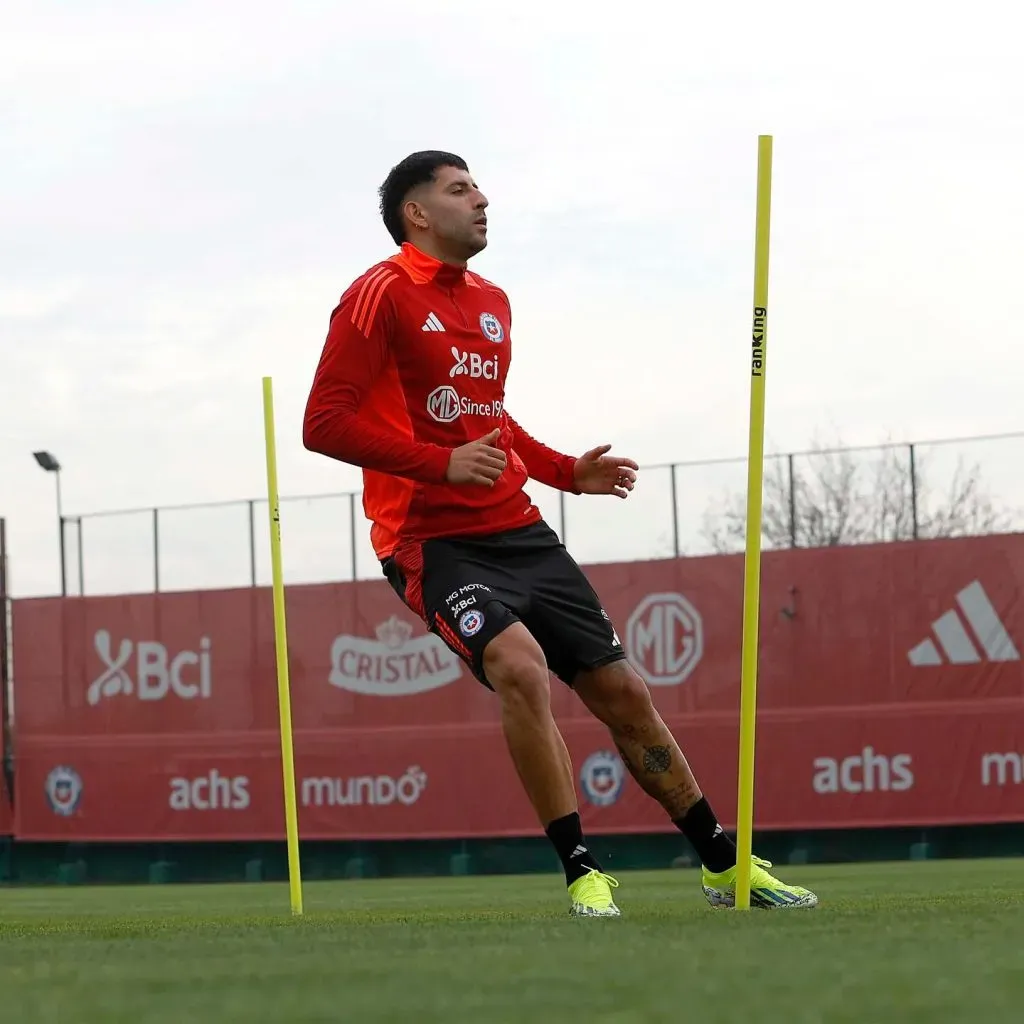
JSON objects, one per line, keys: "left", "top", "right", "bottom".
{"left": 352, "top": 268, "right": 398, "bottom": 337}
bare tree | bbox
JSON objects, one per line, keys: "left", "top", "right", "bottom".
{"left": 701, "top": 435, "right": 1016, "bottom": 555}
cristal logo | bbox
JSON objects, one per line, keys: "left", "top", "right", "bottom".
{"left": 625, "top": 592, "right": 704, "bottom": 686}
{"left": 88, "top": 630, "right": 212, "bottom": 705}
{"left": 449, "top": 347, "right": 499, "bottom": 380}
{"left": 328, "top": 615, "right": 462, "bottom": 696}
{"left": 169, "top": 770, "right": 250, "bottom": 811}
{"left": 301, "top": 766, "right": 428, "bottom": 807}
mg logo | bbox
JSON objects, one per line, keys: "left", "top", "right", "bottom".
{"left": 427, "top": 385, "right": 460, "bottom": 423}
{"left": 626, "top": 592, "right": 704, "bottom": 685}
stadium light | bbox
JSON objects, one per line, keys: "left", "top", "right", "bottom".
{"left": 32, "top": 450, "right": 66, "bottom": 596}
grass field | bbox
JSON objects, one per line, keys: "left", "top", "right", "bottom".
{"left": 1, "top": 858, "right": 1022, "bottom": 1022}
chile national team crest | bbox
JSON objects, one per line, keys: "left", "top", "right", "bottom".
{"left": 479, "top": 312, "right": 504, "bottom": 344}
{"left": 580, "top": 750, "right": 626, "bottom": 808}
{"left": 45, "top": 765, "right": 83, "bottom": 817}
{"left": 459, "top": 609, "right": 485, "bottom": 637}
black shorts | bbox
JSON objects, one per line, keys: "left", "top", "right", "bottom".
{"left": 382, "top": 520, "right": 626, "bottom": 689}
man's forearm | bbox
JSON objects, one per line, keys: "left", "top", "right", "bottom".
{"left": 507, "top": 416, "right": 578, "bottom": 492}
{"left": 303, "top": 408, "right": 451, "bottom": 483}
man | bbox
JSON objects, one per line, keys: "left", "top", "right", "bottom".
{"left": 303, "top": 151, "right": 817, "bottom": 916}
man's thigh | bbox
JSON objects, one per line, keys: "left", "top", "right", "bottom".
{"left": 385, "top": 522, "right": 625, "bottom": 689}
{"left": 511, "top": 525, "right": 628, "bottom": 687}
{"left": 386, "top": 536, "right": 526, "bottom": 689}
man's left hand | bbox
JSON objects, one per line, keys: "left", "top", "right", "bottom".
{"left": 573, "top": 445, "right": 639, "bottom": 498}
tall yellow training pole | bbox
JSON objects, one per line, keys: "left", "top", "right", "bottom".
{"left": 734, "top": 135, "right": 773, "bottom": 911}
{"left": 262, "top": 375, "right": 303, "bottom": 915}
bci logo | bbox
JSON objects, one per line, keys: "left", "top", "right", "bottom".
{"left": 625, "top": 592, "right": 704, "bottom": 686}
{"left": 87, "top": 630, "right": 212, "bottom": 705}
{"left": 449, "top": 347, "right": 499, "bottom": 380}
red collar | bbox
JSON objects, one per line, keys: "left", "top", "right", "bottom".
{"left": 394, "top": 242, "right": 467, "bottom": 287}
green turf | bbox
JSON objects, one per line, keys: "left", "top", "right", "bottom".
{"left": 1, "top": 859, "right": 1022, "bottom": 1022}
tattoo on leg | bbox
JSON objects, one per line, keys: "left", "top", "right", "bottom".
{"left": 660, "top": 779, "right": 701, "bottom": 819}
{"left": 594, "top": 691, "right": 703, "bottom": 818}
{"left": 613, "top": 733, "right": 702, "bottom": 818}
{"left": 642, "top": 745, "right": 672, "bottom": 773}
{"left": 620, "top": 722, "right": 656, "bottom": 741}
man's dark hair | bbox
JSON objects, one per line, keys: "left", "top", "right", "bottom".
{"left": 378, "top": 150, "right": 469, "bottom": 245}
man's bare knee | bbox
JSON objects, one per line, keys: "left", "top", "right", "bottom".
{"left": 575, "top": 660, "right": 655, "bottom": 727}
{"left": 483, "top": 622, "right": 551, "bottom": 711}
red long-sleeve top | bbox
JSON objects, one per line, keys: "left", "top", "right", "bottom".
{"left": 303, "top": 242, "right": 579, "bottom": 560}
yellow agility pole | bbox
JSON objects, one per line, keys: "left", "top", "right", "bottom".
{"left": 262, "top": 375, "right": 304, "bottom": 916}
{"left": 734, "top": 135, "right": 773, "bottom": 911}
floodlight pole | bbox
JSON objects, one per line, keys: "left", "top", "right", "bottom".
{"left": 32, "top": 451, "right": 66, "bottom": 597}
{"left": 55, "top": 469, "right": 65, "bottom": 597}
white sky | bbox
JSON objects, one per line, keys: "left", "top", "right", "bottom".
{"left": 2, "top": 0, "right": 1023, "bottom": 597}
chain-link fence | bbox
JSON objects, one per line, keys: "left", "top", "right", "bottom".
{"left": 55, "top": 431, "right": 1024, "bottom": 597}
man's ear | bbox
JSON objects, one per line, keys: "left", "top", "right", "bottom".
{"left": 403, "top": 195, "right": 429, "bottom": 232}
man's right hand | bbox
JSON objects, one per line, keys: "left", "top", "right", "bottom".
{"left": 446, "top": 428, "right": 507, "bottom": 486}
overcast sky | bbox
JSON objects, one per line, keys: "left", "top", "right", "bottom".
{"left": 2, "top": 0, "right": 1022, "bottom": 598}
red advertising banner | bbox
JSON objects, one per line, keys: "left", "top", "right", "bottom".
{"left": 11, "top": 703, "right": 1024, "bottom": 841}
{"left": 10, "top": 533, "right": 1024, "bottom": 841}
{"left": 0, "top": 751, "right": 10, "bottom": 837}
{"left": 1, "top": 684, "right": 10, "bottom": 837}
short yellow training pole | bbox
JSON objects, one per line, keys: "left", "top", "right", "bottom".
{"left": 734, "top": 135, "right": 773, "bottom": 911}
{"left": 262, "top": 375, "right": 303, "bottom": 916}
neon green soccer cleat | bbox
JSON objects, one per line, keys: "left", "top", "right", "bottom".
{"left": 702, "top": 856, "right": 818, "bottom": 909}
{"left": 568, "top": 868, "right": 621, "bottom": 917}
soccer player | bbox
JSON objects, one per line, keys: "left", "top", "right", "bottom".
{"left": 303, "top": 151, "right": 817, "bottom": 916}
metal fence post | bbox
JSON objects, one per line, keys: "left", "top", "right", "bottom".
{"left": 153, "top": 508, "right": 160, "bottom": 592}
{"left": 0, "top": 516, "right": 13, "bottom": 806}
{"left": 787, "top": 453, "right": 797, "bottom": 547}
{"left": 670, "top": 464, "right": 680, "bottom": 557}
{"left": 909, "top": 443, "right": 919, "bottom": 540}
{"left": 349, "top": 492, "right": 358, "bottom": 581}
{"left": 59, "top": 514, "right": 67, "bottom": 597}
{"left": 76, "top": 518, "right": 85, "bottom": 596}
{"left": 248, "top": 499, "right": 257, "bottom": 587}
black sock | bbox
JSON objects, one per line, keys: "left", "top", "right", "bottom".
{"left": 673, "top": 797, "right": 737, "bottom": 873}
{"left": 545, "top": 811, "right": 603, "bottom": 884}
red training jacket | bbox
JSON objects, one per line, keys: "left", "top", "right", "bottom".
{"left": 303, "top": 242, "right": 579, "bottom": 561}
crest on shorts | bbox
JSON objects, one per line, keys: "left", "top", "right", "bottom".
{"left": 479, "top": 312, "right": 504, "bottom": 344}
{"left": 459, "top": 609, "right": 485, "bottom": 637}
{"left": 579, "top": 750, "right": 625, "bottom": 808}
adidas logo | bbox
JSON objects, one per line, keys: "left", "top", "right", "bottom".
{"left": 908, "top": 580, "right": 1020, "bottom": 666}
{"left": 570, "top": 845, "right": 589, "bottom": 858}
{"left": 421, "top": 313, "right": 445, "bottom": 332}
